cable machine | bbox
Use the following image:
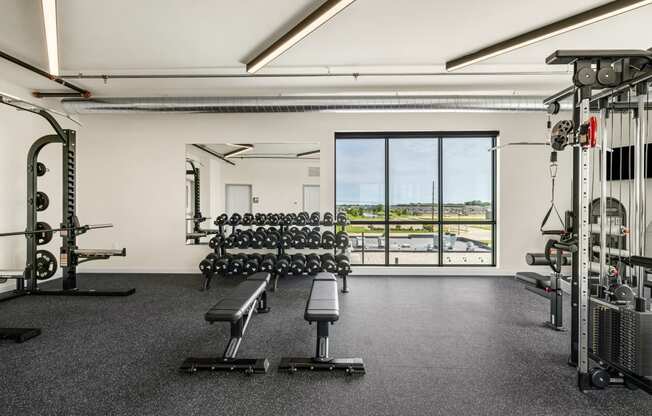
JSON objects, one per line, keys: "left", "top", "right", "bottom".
{"left": 546, "top": 49, "right": 652, "bottom": 393}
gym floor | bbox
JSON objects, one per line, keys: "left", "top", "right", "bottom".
{"left": 1, "top": 275, "right": 650, "bottom": 416}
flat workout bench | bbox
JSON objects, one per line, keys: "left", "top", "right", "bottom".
{"left": 279, "top": 272, "right": 365, "bottom": 374}
{"left": 180, "top": 272, "right": 271, "bottom": 374}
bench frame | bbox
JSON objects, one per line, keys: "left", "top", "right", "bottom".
{"left": 517, "top": 272, "right": 566, "bottom": 331}
{"left": 279, "top": 273, "right": 365, "bottom": 374}
{"left": 0, "top": 328, "right": 41, "bottom": 343}
{"left": 180, "top": 276, "right": 271, "bottom": 374}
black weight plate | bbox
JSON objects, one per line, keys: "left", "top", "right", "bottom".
{"left": 34, "top": 250, "right": 57, "bottom": 280}
{"left": 36, "top": 162, "right": 47, "bottom": 177}
{"left": 35, "top": 222, "right": 53, "bottom": 245}
{"left": 35, "top": 191, "right": 50, "bottom": 212}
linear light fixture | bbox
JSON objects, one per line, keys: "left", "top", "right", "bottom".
{"left": 446, "top": 0, "right": 652, "bottom": 72}
{"left": 41, "top": 0, "right": 59, "bottom": 76}
{"left": 246, "top": 0, "right": 357, "bottom": 73}
{"left": 297, "top": 149, "right": 321, "bottom": 158}
{"left": 224, "top": 144, "right": 254, "bottom": 158}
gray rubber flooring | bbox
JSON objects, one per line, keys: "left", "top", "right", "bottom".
{"left": 1, "top": 274, "right": 650, "bottom": 415}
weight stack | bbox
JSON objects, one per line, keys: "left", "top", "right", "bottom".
{"left": 619, "top": 308, "right": 652, "bottom": 377}
{"left": 589, "top": 298, "right": 621, "bottom": 364}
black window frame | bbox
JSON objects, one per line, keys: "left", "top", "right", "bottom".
{"left": 334, "top": 131, "right": 497, "bottom": 267}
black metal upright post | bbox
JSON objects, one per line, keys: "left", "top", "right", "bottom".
{"left": 61, "top": 130, "right": 77, "bottom": 290}
{"left": 27, "top": 134, "right": 63, "bottom": 291}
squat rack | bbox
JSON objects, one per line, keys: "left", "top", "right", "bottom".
{"left": 0, "top": 94, "right": 134, "bottom": 301}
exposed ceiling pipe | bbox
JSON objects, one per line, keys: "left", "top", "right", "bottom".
{"left": 59, "top": 70, "right": 569, "bottom": 80}
{"left": 61, "top": 95, "right": 572, "bottom": 114}
{"left": 0, "top": 50, "right": 90, "bottom": 98}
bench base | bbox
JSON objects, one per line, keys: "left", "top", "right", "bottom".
{"left": 543, "top": 321, "right": 567, "bottom": 332}
{"left": 279, "top": 357, "right": 365, "bottom": 374}
{"left": 0, "top": 328, "right": 41, "bottom": 343}
{"left": 30, "top": 288, "right": 136, "bottom": 297}
{"left": 180, "top": 357, "right": 269, "bottom": 374}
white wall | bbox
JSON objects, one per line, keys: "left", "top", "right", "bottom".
{"left": 0, "top": 79, "right": 76, "bottom": 292}
{"left": 218, "top": 157, "right": 320, "bottom": 214}
{"left": 52, "top": 111, "right": 574, "bottom": 275}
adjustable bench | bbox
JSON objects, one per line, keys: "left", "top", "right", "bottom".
{"left": 515, "top": 269, "right": 565, "bottom": 331}
{"left": 279, "top": 272, "right": 365, "bottom": 374}
{"left": 180, "top": 272, "right": 271, "bottom": 374}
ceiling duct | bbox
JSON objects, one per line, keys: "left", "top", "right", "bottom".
{"left": 61, "top": 95, "right": 571, "bottom": 114}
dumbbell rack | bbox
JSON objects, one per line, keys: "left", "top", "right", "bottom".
{"left": 201, "top": 215, "right": 351, "bottom": 293}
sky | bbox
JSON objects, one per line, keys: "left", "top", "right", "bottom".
{"left": 336, "top": 137, "right": 492, "bottom": 205}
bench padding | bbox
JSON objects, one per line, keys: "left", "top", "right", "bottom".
{"left": 515, "top": 272, "right": 550, "bottom": 289}
{"left": 205, "top": 273, "right": 270, "bottom": 323}
{"left": 305, "top": 277, "right": 339, "bottom": 322}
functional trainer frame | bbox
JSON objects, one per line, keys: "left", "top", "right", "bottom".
{"left": 546, "top": 49, "right": 652, "bottom": 393}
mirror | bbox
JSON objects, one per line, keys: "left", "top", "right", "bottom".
{"left": 185, "top": 143, "right": 321, "bottom": 244}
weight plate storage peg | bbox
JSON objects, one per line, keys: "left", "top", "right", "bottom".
{"left": 34, "top": 250, "right": 57, "bottom": 280}
{"left": 35, "top": 191, "right": 50, "bottom": 211}
{"left": 35, "top": 222, "right": 53, "bottom": 245}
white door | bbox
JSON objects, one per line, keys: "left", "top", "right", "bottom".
{"left": 303, "top": 185, "right": 320, "bottom": 212}
{"left": 225, "top": 184, "right": 252, "bottom": 215}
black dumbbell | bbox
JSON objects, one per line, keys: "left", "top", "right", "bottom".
{"left": 280, "top": 232, "right": 292, "bottom": 249}
{"left": 307, "top": 230, "right": 321, "bottom": 249}
{"left": 335, "top": 254, "right": 351, "bottom": 274}
{"left": 309, "top": 212, "right": 321, "bottom": 226}
{"left": 335, "top": 231, "right": 350, "bottom": 249}
{"left": 295, "top": 212, "right": 307, "bottom": 226}
{"left": 291, "top": 231, "right": 307, "bottom": 249}
{"left": 36, "top": 162, "right": 47, "bottom": 177}
{"left": 214, "top": 213, "right": 229, "bottom": 226}
{"left": 306, "top": 254, "right": 321, "bottom": 275}
{"left": 199, "top": 254, "right": 217, "bottom": 274}
{"left": 236, "top": 230, "right": 253, "bottom": 248}
{"left": 274, "top": 254, "right": 291, "bottom": 275}
{"left": 241, "top": 213, "right": 254, "bottom": 226}
{"left": 223, "top": 233, "right": 237, "bottom": 249}
{"left": 320, "top": 253, "right": 337, "bottom": 273}
{"left": 264, "top": 229, "right": 280, "bottom": 249}
{"left": 208, "top": 234, "right": 223, "bottom": 249}
{"left": 321, "top": 231, "right": 335, "bottom": 249}
{"left": 227, "top": 254, "right": 246, "bottom": 275}
{"left": 250, "top": 229, "right": 265, "bottom": 249}
{"left": 215, "top": 256, "right": 229, "bottom": 274}
{"left": 266, "top": 213, "right": 279, "bottom": 226}
{"left": 255, "top": 213, "right": 267, "bottom": 226}
{"left": 336, "top": 212, "right": 348, "bottom": 226}
{"left": 289, "top": 226, "right": 300, "bottom": 235}
{"left": 322, "top": 212, "right": 334, "bottom": 226}
{"left": 260, "top": 254, "right": 276, "bottom": 272}
{"left": 228, "top": 213, "right": 242, "bottom": 226}
{"left": 281, "top": 214, "right": 293, "bottom": 226}
{"left": 290, "top": 254, "right": 306, "bottom": 275}
{"left": 244, "top": 254, "right": 261, "bottom": 275}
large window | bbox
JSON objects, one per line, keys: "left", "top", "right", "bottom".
{"left": 335, "top": 132, "right": 496, "bottom": 266}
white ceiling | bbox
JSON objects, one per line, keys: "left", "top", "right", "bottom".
{"left": 203, "top": 142, "right": 320, "bottom": 158}
{"left": 0, "top": 0, "right": 650, "bottom": 98}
